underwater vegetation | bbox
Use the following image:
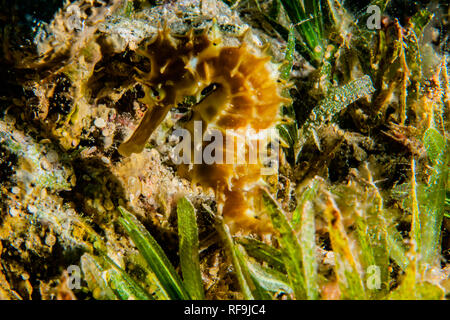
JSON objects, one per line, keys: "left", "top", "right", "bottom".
{"left": 0, "top": 0, "right": 449, "bottom": 300}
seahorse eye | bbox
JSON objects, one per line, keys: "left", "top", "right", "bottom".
{"left": 201, "top": 83, "right": 219, "bottom": 97}
{"left": 149, "top": 86, "right": 165, "bottom": 102}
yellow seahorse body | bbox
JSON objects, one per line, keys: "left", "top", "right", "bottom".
{"left": 118, "top": 27, "right": 289, "bottom": 233}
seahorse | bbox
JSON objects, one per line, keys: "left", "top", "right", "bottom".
{"left": 118, "top": 26, "right": 289, "bottom": 233}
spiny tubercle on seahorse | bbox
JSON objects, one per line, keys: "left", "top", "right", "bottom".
{"left": 118, "top": 26, "right": 290, "bottom": 233}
